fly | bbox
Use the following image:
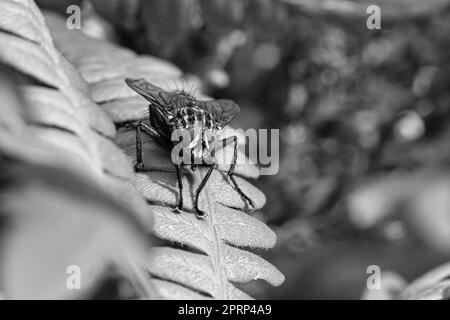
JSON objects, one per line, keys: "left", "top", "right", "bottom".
{"left": 125, "top": 78, "right": 255, "bottom": 218}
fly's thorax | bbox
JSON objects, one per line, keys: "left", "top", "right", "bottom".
{"left": 170, "top": 106, "right": 219, "bottom": 130}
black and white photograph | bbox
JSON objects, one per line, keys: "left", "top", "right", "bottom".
{"left": 0, "top": 0, "right": 449, "bottom": 305}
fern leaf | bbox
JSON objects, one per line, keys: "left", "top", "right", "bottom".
{"left": 43, "top": 11, "right": 284, "bottom": 299}
{"left": 0, "top": 0, "right": 154, "bottom": 297}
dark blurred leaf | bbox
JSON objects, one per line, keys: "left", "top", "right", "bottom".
{"left": 200, "top": 0, "right": 246, "bottom": 30}
{"left": 141, "top": 0, "right": 200, "bottom": 58}
{"left": 247, "top": 0, "right": 287, "bottom": 38}
{"left": 89, "top": 0, "right": 140, "bottom": 29}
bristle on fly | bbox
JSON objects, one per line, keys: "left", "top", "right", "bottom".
{"left": 173, "top": 79, "right": 200, "bottom": 99}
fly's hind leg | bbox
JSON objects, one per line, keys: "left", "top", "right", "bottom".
{"left": 215, "top": 135, "right": 256, "bottom": 211}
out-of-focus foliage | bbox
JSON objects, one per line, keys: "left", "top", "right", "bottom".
{"left": 282, "top": 0, "right": 450, "bottom": 19}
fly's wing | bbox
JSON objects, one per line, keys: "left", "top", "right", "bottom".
{"left": 125, "top": 78, "right": 176, "bottom": 117}
{"left": 125, "top": 78, "right": 173, "bottom": 143}
{"left": 201, "top": 99, "right": 240, "bottom": 126}
{"left": 125, "top": 78, "right": 161, "bottom": 103}
{"left": 149, "top": 106, "right": 172, "bottom": 145}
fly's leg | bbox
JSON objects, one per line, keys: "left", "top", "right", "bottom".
{"left": 215, "top": 136, "right": 255, "bottom": 211}
{"left": 175, "top": 164, "right": 183, "bottom": 212}
{"left": 134, "top": 121, "right": 185, "bottom": 214}
{"left": 190, "top": 147, "right": 196, "bottom": 171}
{"left": 194, "top": 165, "right": 215, "bottom": 218}
{"left": 134, "top": 121, "right": 147, "bottom": 172}
{"left": 134, "top": 121, "right": 161, "bottom": 172}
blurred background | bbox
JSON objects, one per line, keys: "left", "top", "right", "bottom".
{"left": 16, "top": 0, "right": 450, "bottom": 299}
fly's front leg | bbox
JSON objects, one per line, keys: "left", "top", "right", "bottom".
{"left": 134, "top": 121, "right": 161, "bottom": 172}
{"left": 194, "top": 165, "right": 215, "bottom": 218}
{"left": 190, "top": 147, "right": 196, "bottom": 171}
{"left": 175, "top": 164, "right": 183, "bottom": 212}
{"left": 135, "top": 121, "right": 185, "bottom": 214}
{"left": 215, "top": 135, "right": 256, "bottom": 211}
